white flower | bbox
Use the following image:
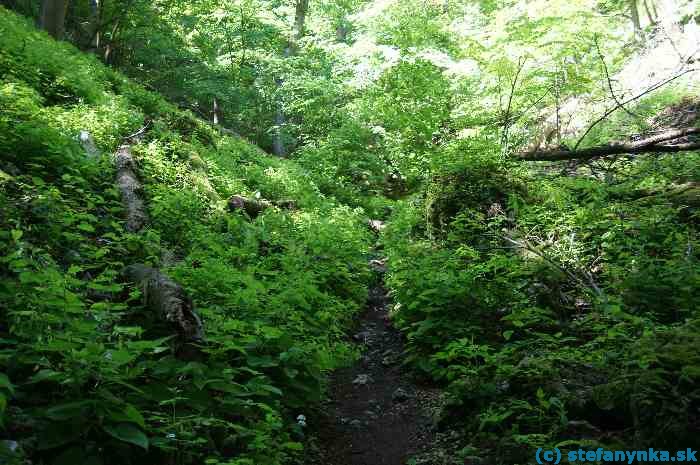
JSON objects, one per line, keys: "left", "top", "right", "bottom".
{"left": 296, "top": 414, "right": 307, "bottom": 427}
{"left": 166, "top": 433, "right": 176, "bottom": 439}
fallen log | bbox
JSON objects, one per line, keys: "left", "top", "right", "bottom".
{"left": 123, "top": 264, "right": 204, "bottom": 342}
{"left": 227, "top": 195, "right": 297, "bottom": 218}
{"left": 114, "top": 144, "right": 148, "bottom": 232}
{"left": 516, "top": 127, "right": 700, "bottom": 161}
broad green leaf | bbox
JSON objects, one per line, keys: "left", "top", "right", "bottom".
{"left": 45, "top": 400, "right": 93, "bottom": 420}
{"left": 102, "top": 422, "right": 149, "bottom": 450}
{"left": 0, "top": 373, "right": 14, "bottom": 395}
{"left": 106, "top": 404, "right": 146, "bottom": 429}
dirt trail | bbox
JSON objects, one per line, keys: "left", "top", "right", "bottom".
{"left": 310, "top": 256, "right": 440, "bottom": 465}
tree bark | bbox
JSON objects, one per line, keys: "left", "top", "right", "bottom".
{"left": 630, "top": 0, "right": 642, "bottom": 36}
{"left": 336, "top": 23, "right": 348, "bottom": 42}
{"left": 123, "top": 264, "right": 204, "bottom": 342}
{"left": 292, "top": 0, "right": 309, "bottom": 47}
{"left": 213, "top": 97, "right": 222, "bottom": 125}
{"left": 272, "top": 86, "right": 287, "bottom": 157}
{"left": 103, "top": 16, "right": 122, "bottom": 64}
{"left": 271, "top": 0, "right": 309, "bottom": 157}
{"left": 516, "top": 127, "right": 700, "bottom": 161}
{"left": 87, "top": 0, "right": 101, "bottom": 50}
{"left": 642, "top": 0, "right": 656, "bottom": 25}
{"left": 114, "top": 144, "right": 148, "bottom": 232}
{"left": 40, "top": 0, "right": 69, "bottom": 40}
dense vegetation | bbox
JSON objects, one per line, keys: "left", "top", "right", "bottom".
{"left": 0, "top": 8, "right": 371, "bottom": 464}
{"left": 1, "top": 0, "right": 699, "bottom": 464}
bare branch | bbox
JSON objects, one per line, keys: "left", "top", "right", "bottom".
{"left": 502, "top": 234, "right": 603, "bottom": 296}
{"left": 594, "top": 36, "right": 637, "bottom": 118}
{"left": 501, "top": 57, "right": 527, "bottom": 152}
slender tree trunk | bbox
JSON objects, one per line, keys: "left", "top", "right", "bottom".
{"left": 292, "top": 0, "right": 309, "bottom": 47}
{"left": 103, "top": 17, "right": 121, "bottom": 64}
{"left": 642, "top": 0, "right": 656, "bottom": 25}
{"left": 648, "top": 0, "right": 658, "bottom": 21}
{"left": 272, "top": 46, "right": 290, "bottom": 158}
{"left": 84, "top": 0, "right": 102, "bottom": 51}
{"left": 40, "top": 0, "right": 69, "bottom": 40}
{"left": 630, "top": 0, "right": 642, "bottom": 37}
{"left": 272, "top": 93, "right": 287, "bottom": 157}
{"left": 271, "top": 0, "right": 309, "bottom": 157}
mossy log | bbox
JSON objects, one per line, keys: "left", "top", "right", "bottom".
{"left": 227, "top": 195, "right": 297, "bottom": 218}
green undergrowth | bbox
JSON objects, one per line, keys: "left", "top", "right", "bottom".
{"left": 0, "top": 8, "right": 370, "bottom": 465}
{"left": 383, "top": 125, "right": 700, "bottom": 463}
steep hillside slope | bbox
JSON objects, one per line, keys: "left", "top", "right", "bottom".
{"left": 0, "top": 8, "right": 371, "bottom": 465}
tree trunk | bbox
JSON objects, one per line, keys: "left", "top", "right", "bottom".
{"left": 642, "top": 0, "right": 656, "bottom": 25}
{"left": 40, "top": 0, "right": 69, "bottom": 40}
{"left": 630, "top": 0, "right": 642, "bottom": 36}
{"left": 271, "top": 0, "right": 309, "bottom": 157}
{"left": 87, "top": 0, "right": 101, "bottom": 50}
{"left": 272, "top": 76, "right": 287, "bottom": 157}
{"left": 292, "top": 0, "right": 309, "bottom": 47}
{"left": 103, "top": 17, "right": 122, "bottom": 64}
{"left": 336, "top": 23, "right": 348, "bottom": 42}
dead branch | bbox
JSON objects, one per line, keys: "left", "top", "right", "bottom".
{"left": 573, "top": 68, "right": 697, "bottom": 151}
{"left": 501, "top": 57, "right": 527, "bottom": 152}
{"left": 594, "top": 36, "right": 637, "bottom": 119}
{"left": 123, "top": 121, "right": 151, "bottom": 142}
{"left": 502, "top": 234, "right": 603, "bottom": 296}
{"left": 517, "top": 127, "right": 700, "bottom": 161}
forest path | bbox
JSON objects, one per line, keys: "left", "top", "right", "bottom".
{"left": 309, "top": 245, "right": 441, "bottom": 465}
